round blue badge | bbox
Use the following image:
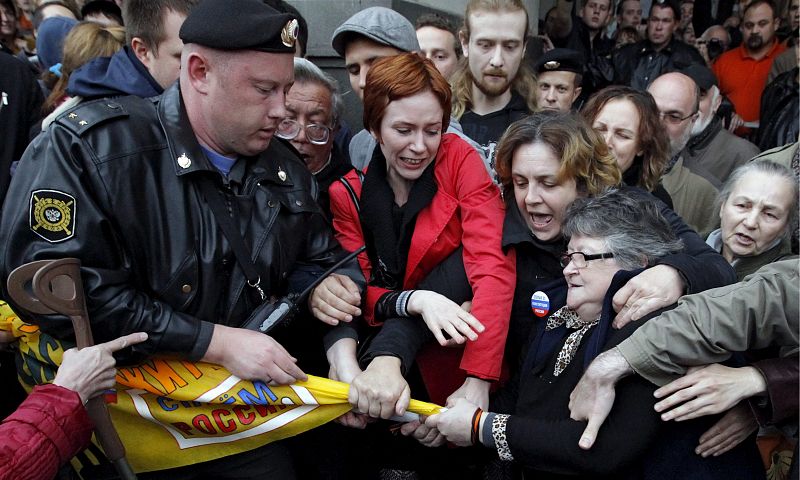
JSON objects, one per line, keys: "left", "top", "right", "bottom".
{"left": 531, "top": 291, "right": 550, "bottom": 317}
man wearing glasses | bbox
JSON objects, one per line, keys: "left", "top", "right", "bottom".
{"left": 648, "top": 71, "right": 720, "bottom": 238}
{"left": 280, "top": 57, "right": 352, "bottom": 218}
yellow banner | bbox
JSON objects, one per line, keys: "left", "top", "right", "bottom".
{"left": 0, "top": 302, "right": 441, "bottom": 473}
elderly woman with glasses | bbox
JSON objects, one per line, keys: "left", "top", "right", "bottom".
{"left": 428, "top": 188, "right": 765, "bottom": 479}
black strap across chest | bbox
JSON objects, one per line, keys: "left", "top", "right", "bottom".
{"left": 198, "top": 176, "right": 266, "bottom": 300}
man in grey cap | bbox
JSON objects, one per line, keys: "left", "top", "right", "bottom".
{"left": 331, "top": 7, "right": 418, "bottom": 171}
{"left": 1, "top": 0, "right": 364, "bottom": 476}
{"left": 332, "top": 7, "right": 485, "bottom": 172}
{"left": 680, "top": 64, "right": 760, "bottom": 184}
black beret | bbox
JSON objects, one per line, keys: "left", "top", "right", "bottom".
{"left": 180, "top": 0, "right": 298, "bottom": 53}
{"left": 533, "top": 48, "right": 585, "bottom": 75}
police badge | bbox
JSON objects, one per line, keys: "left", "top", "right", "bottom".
{"left": 281, "top": 19, "right": 299, "bottom": 48}
{"left": 30, "top": 189, "right": 76, "bottom": 243}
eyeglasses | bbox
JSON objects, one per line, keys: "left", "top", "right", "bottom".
{"left": 276, "top": 119, "right": 331, "bottom": 145}
{"left": 658, "top": 110, "right": 697, "bottom": 125}
{"left": 559, "top": 251, "right": 615, "bottom": 268}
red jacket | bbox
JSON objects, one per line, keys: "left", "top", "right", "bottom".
{"left": 329, "top": 134, "right": 516, "bottom": 403}
{"left": 0, "top": 384, "right": 94, "bottom": 480}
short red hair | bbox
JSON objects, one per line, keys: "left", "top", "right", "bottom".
{"left": 362, "top": 52, "right": 452, "bottom": 136}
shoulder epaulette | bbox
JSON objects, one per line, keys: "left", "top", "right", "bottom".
{"left": 56, "top": 98, "right": 129, "bottom": 136}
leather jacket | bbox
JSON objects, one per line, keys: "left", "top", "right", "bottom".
{"left": 613, "top": 37, "right": 705, "bottom": 90}
{"left": 757, "top": 67, "right": 799, "bottom": 151}
{"left": 0, "top": 84, "right": 364, "bottom": 362}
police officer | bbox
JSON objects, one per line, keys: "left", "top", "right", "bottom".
{"left": 533, "top": 48, "right": 585, "bottom": 112}
{"left": 0, "top": 0, "right": 364, "bottom": 476}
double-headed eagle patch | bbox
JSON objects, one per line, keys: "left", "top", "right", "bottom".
{"left": 30, "top": 189, "right": 76, "bottom": 243}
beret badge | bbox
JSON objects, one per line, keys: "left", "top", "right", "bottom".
{"left": 282, "top": 19, "right": 299, "bottom": 48}
{"left": 544, "top": 60, "right": 561, "bottom": 70}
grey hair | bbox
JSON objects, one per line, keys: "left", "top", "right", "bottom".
{"left": 717, "top": 159, "right": 799, "bottom": 226}
{"left": 563, "top": 189, "right": 684, "bottom": 270}
{"left": 292, "top": 57, "right": 343, "bottom": 128}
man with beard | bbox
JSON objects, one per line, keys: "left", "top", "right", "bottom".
{"left": 713, "top": 0, "right": 787, "bottom": 136}
{"left": 613, "top": 0, "right": 704, "bottom": 90}
{"left": 648, "top": 72, "right": 721, "bottom": 237}
{"left": 681, "top": 64, "right": 760, "bottom": 183}
{"left": 451, "top": 0, "right": 537, "bottom": 179}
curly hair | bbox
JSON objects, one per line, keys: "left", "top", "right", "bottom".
{"left": 581, "top": 85, "right": 669, "bottom": 193}
{"left": 495, "top": 110, "right": 621, "bottom": 198}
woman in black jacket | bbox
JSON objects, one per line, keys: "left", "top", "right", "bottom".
{"left": 428, "top": 187, "right": 764, "bottom": 479}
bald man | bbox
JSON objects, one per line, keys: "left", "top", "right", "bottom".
{"left": 647, "top": 72, "right": 720, "bottom": 237}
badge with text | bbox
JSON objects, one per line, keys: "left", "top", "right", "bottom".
{"left": 30, "top": 189, "right": 76, "bottom": 243}
{"left": 531, "top": 291, "right": 550, "bottom": 317}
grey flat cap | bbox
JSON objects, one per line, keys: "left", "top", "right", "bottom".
{"left": 331, "top": 7, "right": 419, "bottom": 57}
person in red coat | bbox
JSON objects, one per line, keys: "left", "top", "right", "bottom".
{"left": 325, "top": 53, "right": 515, "bottom": 435}
{"left": 0, "top": 331, "right": 146, "bottom": 480}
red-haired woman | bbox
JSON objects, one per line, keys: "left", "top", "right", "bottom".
{"left": 325, "top": 53, "right": 515, "bottom": 433}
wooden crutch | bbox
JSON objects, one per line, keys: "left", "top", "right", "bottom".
{"left": 7, "top": 258, "right": 137, "bottom": 480}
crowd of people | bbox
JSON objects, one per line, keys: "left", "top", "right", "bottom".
{"left": 0, "top": 0, "right": 797, "bottom": 479}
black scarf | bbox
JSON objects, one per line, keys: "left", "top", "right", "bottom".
{"left": 359, "top": 147, "right": 438, "bottom": 289}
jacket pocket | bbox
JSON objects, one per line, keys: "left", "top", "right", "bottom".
{"left": 275, "top": 189, "right": 321, "bottom": 215}
{"left": 155, "top": 250, "right": 198, "bottom": 311}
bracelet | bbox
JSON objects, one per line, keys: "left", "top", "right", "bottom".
{"left": 396, "top": 289, "right": 416, "bottom": 317}
{"left": 492, "top": 413, "right": 513, "bottom": 461}
{"left": 470, "top": 408, "right": 483, "bottom": 445}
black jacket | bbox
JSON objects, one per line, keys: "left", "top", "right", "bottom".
{"left": 612, "top": 37, "right": 705, "bottom": 89}
{"left": 554, "top": 18, "right": 615, "bottom": 103}
{"left": 0, "top": 84, "right": 364, "bottom": 362}
{"left": 0, "top": 51, "right": 43, "bottom": 210}
{"left": 491, "top": 271, "right": 764, "bottom": 479}
{"left": 501, "top": 186, "right": 736, "bottom": 374}
{"left": 757, "top": 67, "right": 799, "bottom": 151}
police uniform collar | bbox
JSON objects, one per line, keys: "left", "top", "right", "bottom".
{"left": 157, "top": 83, "right": 216, "bottom": 176}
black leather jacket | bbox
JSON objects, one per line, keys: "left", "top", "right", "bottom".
{"left": 613, "top": 37, "right": 705, "bottom": 90}
{"left": 0, "top": 84, "right": 364, "bottom": 362}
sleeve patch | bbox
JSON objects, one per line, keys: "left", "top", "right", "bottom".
{"left": 29, "top": 189, "right": 76, "bottom": 243}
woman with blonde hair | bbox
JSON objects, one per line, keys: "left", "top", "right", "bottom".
{"left": 42, "top": 21, "right": 125, "bottom": 126}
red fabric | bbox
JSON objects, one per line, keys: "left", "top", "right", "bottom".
{"left": 712, "top": 40, "right": 787, "bottom": 125}
{"left": 0, "top": 384, "right": 94, "bottom": 480}
{"left": 329, "top": 134, "right": 516, "bottom": 403}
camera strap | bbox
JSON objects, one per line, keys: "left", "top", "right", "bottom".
{"left": 198, "top": 176, "right": 266, "bottom": 301}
